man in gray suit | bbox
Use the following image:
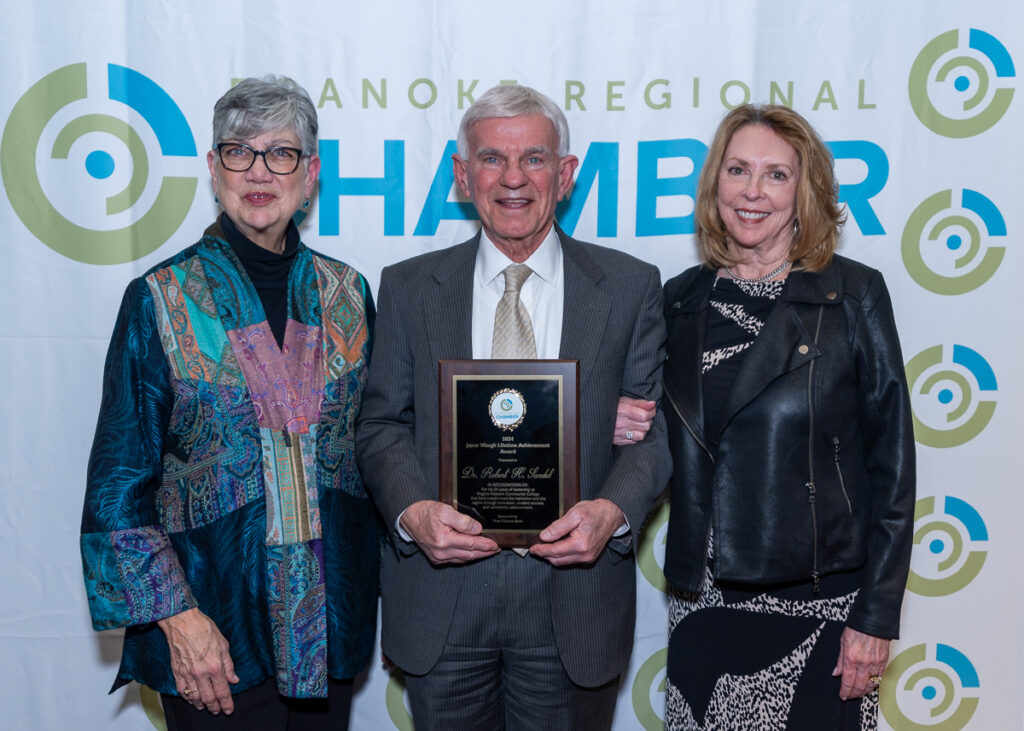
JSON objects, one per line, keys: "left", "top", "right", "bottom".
{"left": 356, "top": 84, "right": 671, "bottom": 730}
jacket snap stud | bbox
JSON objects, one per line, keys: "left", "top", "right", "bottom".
{"left": 798, "top": 344, "right": 809, "bottom": 355}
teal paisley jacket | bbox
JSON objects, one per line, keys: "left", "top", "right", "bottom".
{"left": 81, "top": 222, "right": 379, "bottom": 698}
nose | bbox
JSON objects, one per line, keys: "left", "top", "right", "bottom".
{"left": 245, "top": 154, "right": 275, "bottom": 181}
{"left": 500, "top": 160, "right": 527, "bottom": 188}
{"left": 743, "top": 175, "right": 763, "bottom": 199}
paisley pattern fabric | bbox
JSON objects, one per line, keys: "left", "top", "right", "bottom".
{"left": 231, "top": 320, "right": 324, "bottom": 432}
{"left": 81, "top": 527, "right": 197, "bottom": 629}
{"left": 81, "top": 222, "right": 378, "bottom": 698}
{"left": 267, "top": 541, "right": 328, "bottom": 697}
{"left": 159, "top": 380, "right": 262, "bottom": 533}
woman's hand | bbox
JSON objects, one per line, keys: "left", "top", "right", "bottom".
{"left": 833, "top": 626, "right": 889, "bottom": 700}
{"left": 613, "top": 397, "right": 656, "bottom": 445}
{"left": 158, "top": 608, "right": 239, "bottom": 714}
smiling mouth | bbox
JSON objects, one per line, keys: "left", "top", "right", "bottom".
{"left": 497, "top": 197, "right": 532, "bottom": 208}
{"left": 736, "top": 209, "right": 770, "bottom": 221}
{"left": 245, "top": 192, "right": 276, "bottom": 205}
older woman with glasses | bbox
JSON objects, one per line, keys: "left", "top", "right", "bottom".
{"left": 81, "top": 76, "right": 378, "bottom": 730}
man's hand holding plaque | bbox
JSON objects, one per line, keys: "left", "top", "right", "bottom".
{"left": 398, "top": 500, "right": 500, "bottom": 565}
{"left": 528, "top": 498, "right": 626, "bottom": 566}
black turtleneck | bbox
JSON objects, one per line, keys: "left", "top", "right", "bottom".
{"left": 220, "top": 212, "right": 299, "bottom": 348}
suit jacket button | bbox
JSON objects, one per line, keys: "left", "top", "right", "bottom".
{"left": 826, "top": 291, "right": 837, "bottom": 300}
{"left": 798, "top": 344, "right": 809, "bottom": 355}
{"left": 672, "top": 301, "right": 681, "bottom": 309}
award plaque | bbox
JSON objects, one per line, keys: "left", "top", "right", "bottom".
{"left": 439, "top": 360, "right": 580, "bottom": 547}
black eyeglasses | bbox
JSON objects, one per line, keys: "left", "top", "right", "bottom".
{"left": 216, "top": 143, "right": 305, "bottom": 175}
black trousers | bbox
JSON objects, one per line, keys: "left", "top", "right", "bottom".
{"left": 160, "top": 676, "right": 353, "bottom": 731}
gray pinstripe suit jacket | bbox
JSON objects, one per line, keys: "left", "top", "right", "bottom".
{"left": 356, "top": 227, "right": 672, "bottom": 687}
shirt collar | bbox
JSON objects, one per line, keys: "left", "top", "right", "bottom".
{"left": 478, "top": 227, "right": 562, "bottom": 288}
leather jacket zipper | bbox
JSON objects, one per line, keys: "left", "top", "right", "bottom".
{"left": 833, "top": 436, "right": 853, "bottom": 514}
{"left": 806, "top": 306, "right": 824, "bottom": 594}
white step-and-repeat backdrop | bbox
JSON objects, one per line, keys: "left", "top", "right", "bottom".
{"left": 0, "top": 1, "right": 1019, "bottom": 728}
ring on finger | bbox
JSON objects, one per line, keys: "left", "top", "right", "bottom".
{"left": 869, "top": 674, "right": 882, "bottom": 685}
{"left": 183, "top": 687, "right": 198, "bottom": 696}
{"left": 625, "top": 430, "right": 634, "bottom": 441}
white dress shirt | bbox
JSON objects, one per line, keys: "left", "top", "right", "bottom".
{"left": 472, "top": 227, "right": 563, "bottom": 359}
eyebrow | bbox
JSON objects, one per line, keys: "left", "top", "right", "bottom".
{"left": 723, "top": 156, "right": 794, "bottom": 171}
{"left": 225, "top": 138, "right": 301, "bottom": 149}
{"left": 475, "top": 146, "right": 552, "bottom": 158}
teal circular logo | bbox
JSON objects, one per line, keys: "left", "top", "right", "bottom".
{"left": 901, "top": 189, "right": 1006, "bottom": 295}
{"left": 1, "top": 63, "right": 197, "bottom": 264}
{"left": 880, "top": 643, "right": 980, "bottom": 730}
{"left": 907, "top": 496, "right": 988, "bottom": 597}
{"left": 905, "top": 345, "right": 997, "bottom": 448}
{"left": 909, "top": 29, "right": 1016, "bottom": 138}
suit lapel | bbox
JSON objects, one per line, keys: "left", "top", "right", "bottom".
{"left": 558, "top": 233, "right": 610, "bottom": 385}
{"left": 423, "top": 235, "right": 478, "bottom": 362}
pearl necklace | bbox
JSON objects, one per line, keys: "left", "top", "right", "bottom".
{"left": 725, "top": 259, "right": 791, "bottom": 284}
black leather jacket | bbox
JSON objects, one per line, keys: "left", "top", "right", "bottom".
{"left": 662, "top": 256, "right": 915, "bottom": 639}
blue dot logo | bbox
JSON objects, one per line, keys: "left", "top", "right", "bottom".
{"left": 902, "top": 189, "right": 1006, "bottom": 295}
{"left": 905, "top": 344, "right": 997, "bottom": 448}
{"left": 909, "top": 29, "right": 1015, "bottom": 138}
{"left": 85, "top": 150, "right": 116, "bottom": 179}
{"left": 907, "top": 495, "right": 988, "bottom": 596}
{"left": 881, "top": 643, "right": 980, "bottom": 729}
{"left": 1, "top": 63, "right": 198, "bottom": 265}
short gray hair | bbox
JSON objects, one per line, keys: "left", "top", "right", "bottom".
{"left": 212, "top": 75, "right": 318, "bottom": 155}
{"left": 457, "top": 85, "right": 570, "bottom": 159}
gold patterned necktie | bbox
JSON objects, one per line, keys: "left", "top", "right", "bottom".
{"left": 491, "top": 264, "right": 537, "bottom": 359}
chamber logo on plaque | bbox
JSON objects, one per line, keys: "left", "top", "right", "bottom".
{"left": 489, "top": 388, "right": 526, "bottom": 431}
{"left": 440, "top": 360, "right": 580, "bottom": 547}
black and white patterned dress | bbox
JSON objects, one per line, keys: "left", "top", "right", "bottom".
{"left": 664, "top": 275, "right": 878, "bottom": 731}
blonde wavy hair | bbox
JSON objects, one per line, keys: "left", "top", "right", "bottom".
{"left": 695, "top": 104, "right": 846, "bottom": 272}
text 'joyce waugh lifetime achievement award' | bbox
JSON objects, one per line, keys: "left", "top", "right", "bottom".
{"left": 439, "top": 360, "right": 579, "bottom": 547}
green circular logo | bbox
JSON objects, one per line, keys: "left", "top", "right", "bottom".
{"left": 906, "top": 496, "right": 988, "bottom": 597}
{"left": 905, "top": 345, "right": 997, "bottom": 448}
{"left": 631, "top": 647, "right": 668, "bottom": 731}
{"left": 1, "top": 63, "right": 197, "bottom": 264}
{"left": 385, "top": 670, "right": 414, "bottom": 731}
{"left": 880, "top": 643, "right": 980, "bottom": 730}
{"left": 636, "top": 501, "right": 670, "bottom": 593}
{"left": 901, "top": 189, "right": 1005, "bottom": 295}
{"left": 908, "top": 29, "right": 1015, "bottom": 138}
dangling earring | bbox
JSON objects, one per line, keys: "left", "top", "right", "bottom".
{"left": 302, "top": 199, "right": 311, "bottom": 209}
{"left": 214, "top": 194, "right": 221, "bottom": 206}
